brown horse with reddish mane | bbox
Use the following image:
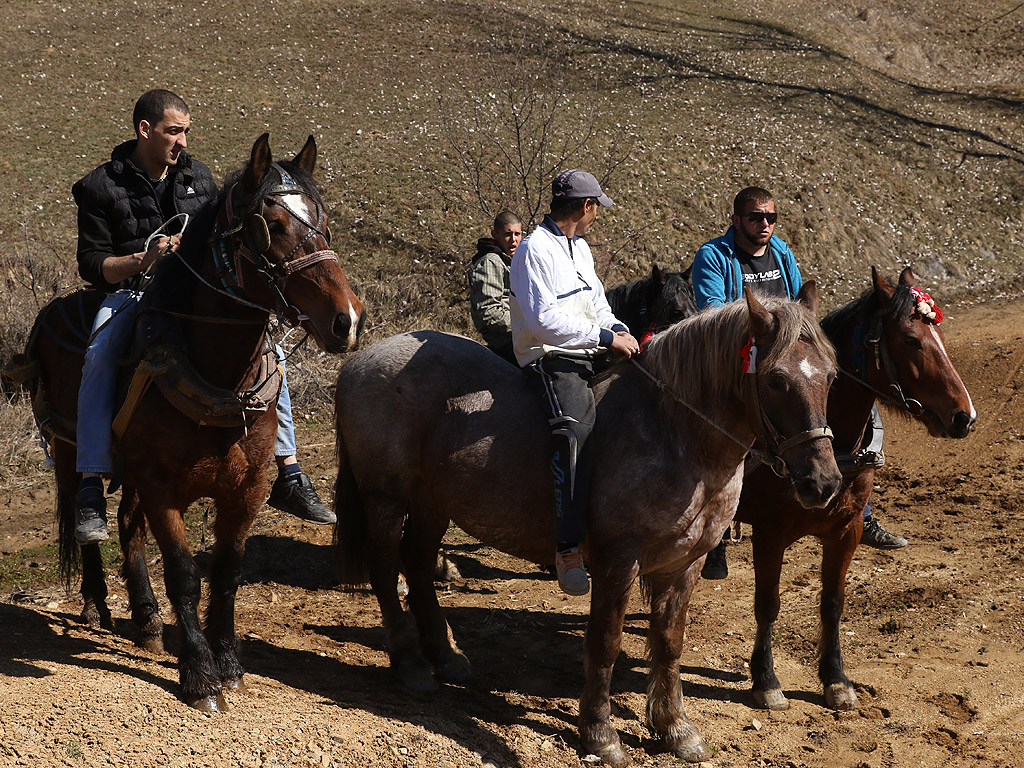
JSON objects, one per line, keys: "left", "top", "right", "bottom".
{"left": 736, "top": 267, "right": 975, "bottom": 711}
{"left": 16, "top": 134, "right": 363, "bottom": 710}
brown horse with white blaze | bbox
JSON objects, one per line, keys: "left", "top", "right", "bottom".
{"left": 334, "top": 285, "right": 840, "bottom": 765}
{"left": 20, "top": 134, "right": 363, "bottom": 711}
{"left": 736, "top": 267, "right": 975, "bottom": 712}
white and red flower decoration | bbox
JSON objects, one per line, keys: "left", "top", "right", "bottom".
{"left": 911, "top": 287, "right": 943, "bottom": 325}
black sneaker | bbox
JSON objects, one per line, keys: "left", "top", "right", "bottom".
{"left": 701, "top": 539, "right": 728, "bottom": 580}
{"left": 74, "top": 486, "right": 109, "bottom": 545}
{"left": 861, "top": 515, "right": 908, "bottom": 550}
{"left": 267, "top": 472, "right": 336, "bottom": 525}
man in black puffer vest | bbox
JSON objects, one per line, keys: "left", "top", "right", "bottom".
{"left": 72, "top": 89, "right": 335, "bottom": 545}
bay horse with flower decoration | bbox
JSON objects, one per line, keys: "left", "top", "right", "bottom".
{"left": 733, "top": 266, "right": 975, "bottom": 712}
{"left": 334, "top": 285, "right": 840, "bottom": 766}
{"left": 15, "top": 134, "right": 364, "bottom": 710}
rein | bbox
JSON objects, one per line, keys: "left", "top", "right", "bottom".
{"left": 841, "top": 310, "right": 925, "bottom": 416}
{"left": 629, "top": 356, "right": 833, "bottom": 477}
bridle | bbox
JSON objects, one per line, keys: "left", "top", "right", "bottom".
{"left": 841, "top": 308, "right": 925, "bottom": 417}
{"left": 209, "top": 163, "right": 339, "bottom": 325}
{"left": 742, "top": 347, "right": 834, "bottom": 478}
{"left": 630, "top": 342, "right": 833, "bottom": 478}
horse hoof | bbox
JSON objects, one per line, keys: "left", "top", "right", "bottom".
{"left": 663, "top": 729, "right": 710, "bottom": 763}
{"left": 433, "top": 651, "right": 472, "bottom": 685}
{"left": 222, "top": 677, "right": 248, "bottom": 694}
{"left": 583, "top": 743, "right": 631, "bottom": 767}
{"left": 81, "top": 604, "right": 112, "bottom": 630}
{"left": 825, "top": 683, "right": 858, "bottom": 711}
{"left": 137, "top": 634, "right": 166, "bottom": 654}
{"left": 395, "top": 658, "right": 438, "bottom": 694}
{"left": 188, "top": 692, "right": 229, "bottom": 712}
{"left": 753, "top": 687, "right": 790, "bottom": 711}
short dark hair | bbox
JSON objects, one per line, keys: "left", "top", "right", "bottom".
{"left": 733, "top": 186, "right": 774, "bottom": 215}
{"left": 493, "top": 210, "right": 522, "bottom": 230}
{"left": 132, "top": 89, "right": 189, "bottom": 136}
{"left": 549, "top": 196, "right": 589, "bottom": 218}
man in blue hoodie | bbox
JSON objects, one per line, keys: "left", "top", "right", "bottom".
{"left": 692, "top": 187, "right": 907, "bottom": 579}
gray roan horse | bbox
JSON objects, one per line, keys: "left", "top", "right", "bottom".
{"left": 334, "top": 286, "right": 842, "bottom": 765}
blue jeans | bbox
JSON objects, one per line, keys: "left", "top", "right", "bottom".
{"left": 76, "top": 289, "right": 297, "bottom": 473}
{"left": 274, "top": 345, "right": 296, "bottom": 458}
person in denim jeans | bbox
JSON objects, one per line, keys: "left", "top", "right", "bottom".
{"left": 72, "top": 89, "right": 333, "bottom": 545}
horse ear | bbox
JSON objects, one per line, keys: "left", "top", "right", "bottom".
{"left": 745, "top": 286, "right": 778, "bottom": 338}
{"left": 652, "top": 264, "right": 664, "bottom": 284}
{"left": 682, "top": 263, "right": 692, "bottom": 281}
{"left": 872, "top": 266, "right": 895, "bottom": 302}
{"left": 795, "top": 280, "right": 819, "bottom": 317}
{"left": 294, "top": 135, "right": 317, "bottom": 174}
{"left": 898, "top": 266, "right": 917, "bottom": 288}
{"left": 243, "top": 133, "right": 272, "bottom": 193}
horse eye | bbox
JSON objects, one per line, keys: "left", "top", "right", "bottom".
{"left": 904, "top": 335, "right": 923, "bottom": 350}
{"left": 765, "top": 372, "right": 788, "bottom": 392}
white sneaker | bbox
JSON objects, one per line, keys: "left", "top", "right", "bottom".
{"left": 555, "top": 547, "right": 590, "bottom": 596}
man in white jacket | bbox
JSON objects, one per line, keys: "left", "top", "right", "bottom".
{"left": 510, "top": 169, "right": 640, "bottom": 596}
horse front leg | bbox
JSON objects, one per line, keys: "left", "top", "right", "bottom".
{"left": 205, "top": 490, "right": 262, "bottom": 694}
{"left": 645, "top": 565, "right": 709, "bottom": 763}
{"left": 750, "top": 530, "right": 789, "bottom": 710}
{"left": 579, "top": 567, "right": 634, "bottom": 767}
{"left": 117, "top": 489, "right": 163, "bottom": 652}
{"left": 818, "top": 523, "right": 859, "bottom": 710}
{"left": 146, "top": 501, "right": 224, "bottom": 711}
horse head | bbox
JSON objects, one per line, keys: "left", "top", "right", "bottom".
{"left": 745, "top": 283, "right": 842, "bottom": 509}
{"left": 225, "top": 133, "right": 365, "bottom": 353}
{"left": 648, "top": 264, "right": 697, "bottom": 330}
{"left": 867, "top": 266, "right": 975, "bottom": 438}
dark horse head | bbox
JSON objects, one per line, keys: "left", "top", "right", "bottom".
{"left": 606, "top": 264, "right": 697, "bottom": 339}
{"left": 212, "top": 133, "right": 365, "bottom": 353}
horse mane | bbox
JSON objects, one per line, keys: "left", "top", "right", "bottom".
{"left": 640, "top": 297, "right": 836, "bottom": 413}
{"left": 820, "top": 274, "right": 916, "bottom": 342}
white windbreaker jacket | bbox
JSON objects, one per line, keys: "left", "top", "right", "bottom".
{"left": 510, "top": 217, "right": 626, "bottom": 366}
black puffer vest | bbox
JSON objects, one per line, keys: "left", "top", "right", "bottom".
{"left": 72, "top": 140, "right": 218, "bottom": 291}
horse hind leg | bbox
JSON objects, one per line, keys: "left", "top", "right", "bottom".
{"left": 117, "top": 489, "right": 164, "bottom": 652}
{"left": 400, "top": 513, "right": 470, "bottom": 685}
{"left": 53, "top": 451, "right": 111, "bottom": 630}
{"left": 365, "top": 492, "right": 436, "bottom": 693}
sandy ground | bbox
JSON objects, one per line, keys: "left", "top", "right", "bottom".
{"left": 2, "top": 293, "right": 1024, "bottom": 768}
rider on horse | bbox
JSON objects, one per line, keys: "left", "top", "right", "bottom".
{"left": 510, "top": 169, "right": 640, "bottom": 596}
{"left": 691, "top": 186, "right": 907, "bottom": 579}
{"left": 72, "top": 89, "right": 333, "bottom": 545}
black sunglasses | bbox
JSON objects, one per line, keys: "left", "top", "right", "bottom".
{"left": 745, "top": 211, "right": 778, "bottom": 224}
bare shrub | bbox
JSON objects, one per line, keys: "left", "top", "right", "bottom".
{"left": 436, "top": 35, "right": 636, "bottom": 228}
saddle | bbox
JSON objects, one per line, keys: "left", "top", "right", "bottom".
{"left": 4, "top": 285, "right": 282, "bottom": 452}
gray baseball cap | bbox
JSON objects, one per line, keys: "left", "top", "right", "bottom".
{"left": 551, "top": 169, "right": 614, "bottom": 207}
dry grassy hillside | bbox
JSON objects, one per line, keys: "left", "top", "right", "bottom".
{"left": 0, "top": 0, "right": 1021, "bottom": 469}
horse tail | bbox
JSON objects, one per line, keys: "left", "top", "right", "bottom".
{"left": 55, "top": 464, "right": 82, "bottom": 588}
{"left": 333, "top": 429, "right": 370, "bottom": 585}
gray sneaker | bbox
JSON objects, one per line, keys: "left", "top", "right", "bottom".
{"left": 74, "top": 487, "right": 109, "bottom": 545}
{"left": 861, "top": 515, "right": 908, "bottom": 550}
{"left": 555, "top": 547, "right": 590, "bottom": 596}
